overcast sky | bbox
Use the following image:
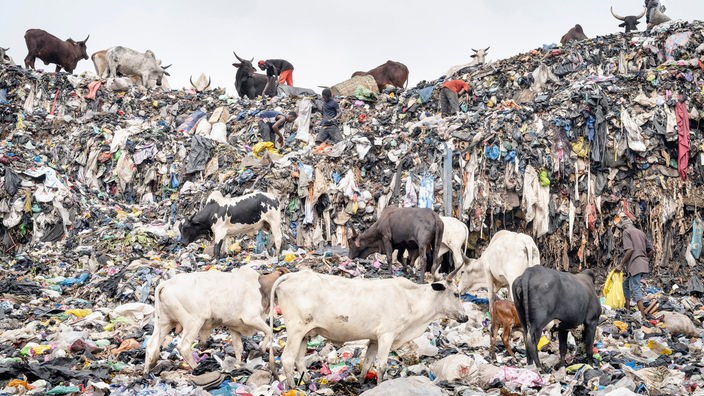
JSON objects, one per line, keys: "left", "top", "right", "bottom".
{"left": 3, "top": 1, "right": 703, "bottom": 95}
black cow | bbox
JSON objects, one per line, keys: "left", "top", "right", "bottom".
{"left": 352, "top": 60, "right": 409, "bottom": 92}
{"left": 560, "top": 24, "right": 588, "bottom": 45}
{"left": 348, "top": 207, "right": 444, "bottom": 279}
{"left": 610, "top": 7, "right": 646, "bottom": 33}
{"left": 232, "top": 52, "right": 269, "bottom": 99}
{"left": 512, "top": 266, "right": 601, "bottom": 372}
{"left": 180, "top": 191, "right": 283, "bottom": 259}
{"left": 24, "top": 29, "right": 89, "bottom": 73}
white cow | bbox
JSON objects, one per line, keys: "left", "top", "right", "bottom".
{"left": 456, "top": 230, "right": 540, "bottom": 308}
{"left": 143, "top": 266, "right": 272, "bottom": 374}
{"left": 444, "top": 47, "right": 490, "bottom": 78}
{"left": 0, "top": 47, "right": 14, "bottom": 66}
{"left": 269, "top": 270, "right": 468, "bottom": 387}
{"left": 438, "top": 216, "right": 469, "bottom": 268}
{"left": 105, "top": 46, "right": 171, "bottom": 88}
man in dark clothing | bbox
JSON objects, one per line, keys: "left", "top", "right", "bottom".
{"left": 258, "top": 59, "right": 294, "bottom": 86}
{"left": 315, "top": 88, "right": 343, "bottom": 145}
{"left": 258, "top": 110, "right": 297, "bottom": 147}
{"left": 615, "top": 214, "right": 653, "bottom": 320}
{"left": 439, "top": 79, "right": 470, "bottom": 116}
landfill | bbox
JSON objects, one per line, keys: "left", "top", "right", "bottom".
{"left": 2, "top": 18, "right": 704, "bottom": 396}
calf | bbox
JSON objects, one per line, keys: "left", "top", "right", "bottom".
{"left": 489, "top": 299, "right": 521, "bottom": 359}
{"left": 143, "top": 266, "right": 272, "bottom": 374}
{"left": 180, "top": 191, "right": 283, "bottom": 259}
{"left": 348, "top": 207, "right": 444, "bottom": 278}
{"left": 269, "top": 270, "right": 468, "bottom": 387}
{"left": 258, "top": 267, "right": 288, "bottom": 312}
{"left": 512, "top": 266, "right": 601, "bottom": 371}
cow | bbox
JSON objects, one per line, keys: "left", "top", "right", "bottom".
{"left": 91, "top": 50, "right": 108, "bottom": 78}
{"left": 456, "top": 230, "right": 540, "bottom": 313}
{"left": 560, "top": 24, "right": 588, "bottom": 45}
{"left": 190, "top": 73, "right": 212, "bottom": 92}
{"left": 232, "top": 52, "right": 269, "bottom": 99}
{"left": 143, "top": 266, "right": 273, "bottom": 374}
{"left": 0, "top": 47, "right": 14, "bottom": 66}
{"left": 179, "top": 191, "right": 283, "bottom": 259}
{"left": 23, "top": 29, "right": 89, "bottom": 73}
{"left": 610, "top": 7, "right": 646, "bottom": 33}
{"left": 268, "top": 270, "right": 468, "bottom": 387}
{"left": 348, "top": 207, "right": 444, "bottom": 279}
{"left": 104, "top": 46, "right": 171, "bottom": 88}
{"left": 489, "top": 299, "right": 522, "bottom": 360}
{"left": 444, "top": 47, "right": 490, "bottom": 78}
{"left": 512, "top": 266, "right": 601, "bottom": 371}
{"left": 645, "top": 0, "right": 671, "bottom": 28}
{"left": 351, "top": 60, "right": 409, "bottom": 92}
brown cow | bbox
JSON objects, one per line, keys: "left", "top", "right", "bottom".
{"left": 489, "top": 299, "right": 522, "bottom": 359}
{"left": 560, "top": 24, "right": 588, "bottom": 45}
{"left": 352, "top": 60, "right": 409, "bottom": 91}
{"left": 24, "top": 29, "right": 89, "bottom": 73}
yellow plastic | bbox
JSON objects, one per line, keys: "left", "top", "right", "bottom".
{"left": 284, "top": 253, "right": 296, "bottom": 262}
{"left": 537, "top": 335, "right": 550, "bottom": 351}
{"left": 603, "top": 269, "right": 626, "bottom": 309}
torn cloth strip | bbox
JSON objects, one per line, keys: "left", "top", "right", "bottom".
{"left": 675, "top": 101, "right": 690, "bottom": 181}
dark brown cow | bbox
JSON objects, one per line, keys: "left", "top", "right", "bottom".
{"left": 352, "top": 60, "right": 409, "bottom": 91}
{"left": 24, "top": 29, "right": 89, "bottom": 73}
{"left": 347, "top": 207, "right": 444, "bottom": 279}
{"left": 489, "top": 299, "right": 522, "bottom": 359}
{"left": 560, "top": 24, "right": 588, "bottom": 45}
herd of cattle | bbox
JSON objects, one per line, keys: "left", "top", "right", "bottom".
{"left": 136, "top": 189, "right": 603, "bottom": 387}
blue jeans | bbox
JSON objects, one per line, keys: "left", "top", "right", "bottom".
{"left": 623, "top": 273, "right": 644, "bottom": 303}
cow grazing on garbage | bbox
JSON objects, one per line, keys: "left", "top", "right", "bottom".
{"left": 179, "top": 190, "right": 283, "bottom": 259}
{"left": 348, "top": 207, "right": 444, "bottom": 278}
{"left": 268, "top": 270, "right": 468, "bottom": 386}
{"left": 610, "top": 7, "right": 646, "bottom": 33}
{"left": 143, "top": 266, "right": 273, "bottom": 374}
{"left": 645, "top": 0, "right": 671, "bottom": 28}
{"left": 512, "top": 266, "right": 601, "bottom": 371}
{"left": 443, "top": 47, "right": 490, "bottom": 78}
{"left": 104, "top": 46, "right": 171, "bottom": 88}
{"left": 0, "top": 47, "right": 14, "bottom": 66}
{"left": 232, "top": 52, "right": 269, "bottom": 99}
{"left": 352, "top": 60, "right": 409, "bottom": 92}
{"left": 560, "top": 24, "right": 588, "bottom": 45}
{"left": 190, "top": 73, "right": 212, "bottom": 92}
{"left": 91, "top": 50, "right": 108, "bottom": 78}
{"left": 23, "top": 29, "right": 89, "bottom": 73}
{"left": 456, "top": 230, "right": 540, "bottom": 311}
{"left": 489, "top": 299, "right": 522, "bottom": 359}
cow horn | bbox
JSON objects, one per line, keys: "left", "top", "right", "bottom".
{"left": 206, "top": 76, "right": 211, "bottom": 89}
{"left": 2, "top": 47, "right": 8, "bottom": 52}
{"left": 471, "top": 48, "right": 477, "bottom": 52}
{"left": 445, "top": 255, "right": 466, "bottom": 281}
{"left": 484, "top": 46, "right": 490, "bottom": 52}
{"left": 610, "top": 7, "right": 626, "bottom": 21}
{"left": 635, "top": 7, "right": 646, "bottom": 19}
{"left": 161, "top": 64, "right": 172, "bottom": 70}
{"left": 190, "top": 75, "right": 196, "bottom": 89}
{"left": 233, "top": 51, "right": 247, "bottom": 63}
{"left": 83, "top": 34, "right": 90, "bottom": 42}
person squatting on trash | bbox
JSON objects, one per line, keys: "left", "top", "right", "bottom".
{"left": 439, "top": 79, "right": 470, "bottom": 117}
{"left": 315, "top": 88, "right": 343, "bottom": 145}
{"left": 615, "top": 213, "right": 654, "bottom": 320}
{"left": 258, "top": 110, "right": 297, "bottom": 148}
{"left": 258, "top": 58, "right": 294, "bottom": 86}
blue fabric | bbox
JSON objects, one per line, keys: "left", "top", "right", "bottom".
{"left": 623, "top": 272, "right": 643, "bottom": 303}
{"left": 691, "top": 219, "right": 703, "bottom": 259}
{"left": 418, "top": 86, "right": 434, "bottom": 103}
{"left": 418, "top": 175, "right": 434, "bottom": 209}
{"left": 321, "top": 99, "right": 340, "bottom": 125}
{"left": 460, "top": 293, "right": 489, "bottom": 305}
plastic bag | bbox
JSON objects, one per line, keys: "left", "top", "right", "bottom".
{"left": 603, "top": 269, "right": 625, "bottom": 309}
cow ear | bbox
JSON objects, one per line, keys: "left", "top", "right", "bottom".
{"left": 431, "top": 282, "right": 446, "bottom": 291}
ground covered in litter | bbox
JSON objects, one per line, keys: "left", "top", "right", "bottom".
{"left": 2, "top": 19, "right": 704, "bottom": 396}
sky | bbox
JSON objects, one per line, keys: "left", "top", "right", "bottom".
{"left": 2, "top": 1, "right": 703, "bottom": 96}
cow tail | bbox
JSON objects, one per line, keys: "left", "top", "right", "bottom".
{"left": 404, "top": 72, "right": 409, "bottom": 90}
{"left": 268, "top": 273, "right": 287, "bottom": 372}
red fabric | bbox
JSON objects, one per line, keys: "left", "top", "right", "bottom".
{"left": 675, "top": 101, "right": 690, "bottom": 181}
{"left": 442, "top": 79, "right": 469, "bottom": 93}
{"left": 622, "top": 200, "right": 636, "bottom": 222}
{"left": 278, "top": 69, "right": 293, "bottom": 86}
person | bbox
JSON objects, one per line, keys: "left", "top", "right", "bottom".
{"left": 258, "top": 59, "right": 294, "bottom": 86}
{"left": 615, "top": 214, "right": 654, "bottom": 320}
{"left": 315, "top": 88, "right": 343, "bottom": 145}
{"left": 258, "top": 110, "right": 297, "bottom": 147}
{"left": 439, "top": 79, "right": 470, "bottom": 116}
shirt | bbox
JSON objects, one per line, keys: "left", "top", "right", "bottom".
{"left": 259, "top": 110, "right": 282, "bottom": 124}
{"left": 263, "top": 59, "right": 294, "bottom": 77}
{"left": 623, "top": 225, "right": 651, "bottom": 276}
{"left": 442, "top": 80, "right": 469, "bottom": 94}
{"left": 321, "top": 99, "right": 339, "bottom": 125}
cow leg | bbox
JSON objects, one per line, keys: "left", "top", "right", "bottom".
{"left": 360, "top": 341, "right": 378, "bottom": 381}
{"left": 373, "top": 335, "right": 395, "bottom": 385}
{"left": 382, "top": 237, "right": 394, "bottom": 267}
{"left": 197, "top": 322, "right": 212, "bottom": 345}
{"left": 24, "top": 55, "right": 34, "bottom": 69}
{"left": 228, "top": 329, "right": 244, "bottom": 363}
{"left": 526, "top": 326, "right": 543, "bottom": 370}
{"left": 418, "top": 244, "right": 429, "bottom": 280}
{"left": 557, "top": 328, "right": 569, "bottom": 368}
{"left": 212, "top": 227, "right": 227, "bottom": 259}
{"left": 502, "top": 325, "right": 515, "bottom": 358}
{"left": 144, "top": 320, "right": 172, "bottom": 375}
{"left": 240, "top": 316, "right": 273, "bottom": 358}
{"left": 582, "top": 323, "right": 597, "bottom": 366}
{"left": 294, "top": 339, "right": 310, "bottom": 384}
{"left": 55, "top": 65, "right": 62, "bottom": 73}
{"left": 489, "top": 317, "right": 499, "bottom": 360}
{"left": 177, "top": 319, "right": 205, "bottom": 369}
{"left": 281, "top": 329, "right": 306, "bottom": 388}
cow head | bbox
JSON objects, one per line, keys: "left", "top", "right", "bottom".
{"left": 455, "top": 257, "right": 486, "bottom": 293}
{"left": 156, "top": 63, "right": 171, "bottom": 86}
{"left": 430, "top": 281, "right": 469, "bottom": 323}
{"left": 232, "top": 51, "right": 256, "bottom": 77}
{"left": 190, "top": 73, "right": 211, "bottom": 92}
{"left": 470, "top": 47, "right": 490, "bottom": 64}
{"left": 71, "top": 35, "right": 90, "bottom": 60}
{"left": 611, "top": 7, "right": 646, "bottom": 33}
{"left": 346, "top": 229, "right": 378, "bottom": 259}
{"left": 179, "top": 215, "right": 207, "bottom": 244}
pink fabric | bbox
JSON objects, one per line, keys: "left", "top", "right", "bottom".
{"left": 86, "top": 81, "right": 102, "bottom": 100}
{"left": 675, "top": 101, "right": 690, "bottom": 181}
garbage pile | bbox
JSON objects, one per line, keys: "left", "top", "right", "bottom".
{"left": 0, "top": 18, "right": 704, "bottom": 396}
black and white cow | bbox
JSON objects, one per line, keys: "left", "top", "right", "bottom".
{"left": 180, "top": 191, "right": 283, "bottom": 258}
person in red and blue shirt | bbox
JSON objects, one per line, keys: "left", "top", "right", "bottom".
{"left": 439, "top": 79, "right": 470, "bottom": 116}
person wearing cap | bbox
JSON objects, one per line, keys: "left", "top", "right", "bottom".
{"left": 615, "top": 214, "right": 654, "bottom": 320}
{"left": 439, "top": 79, "right": 470, "bottom": 117}
{"left": 258, "top": 59, "right": 294, "bottom": 86}
{"left": 258, "top": 110, "right": 297, "bottom": 147}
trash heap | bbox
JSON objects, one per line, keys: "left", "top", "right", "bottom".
{"left": 0, "top": 18, "right": 704, "bottom": 396}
